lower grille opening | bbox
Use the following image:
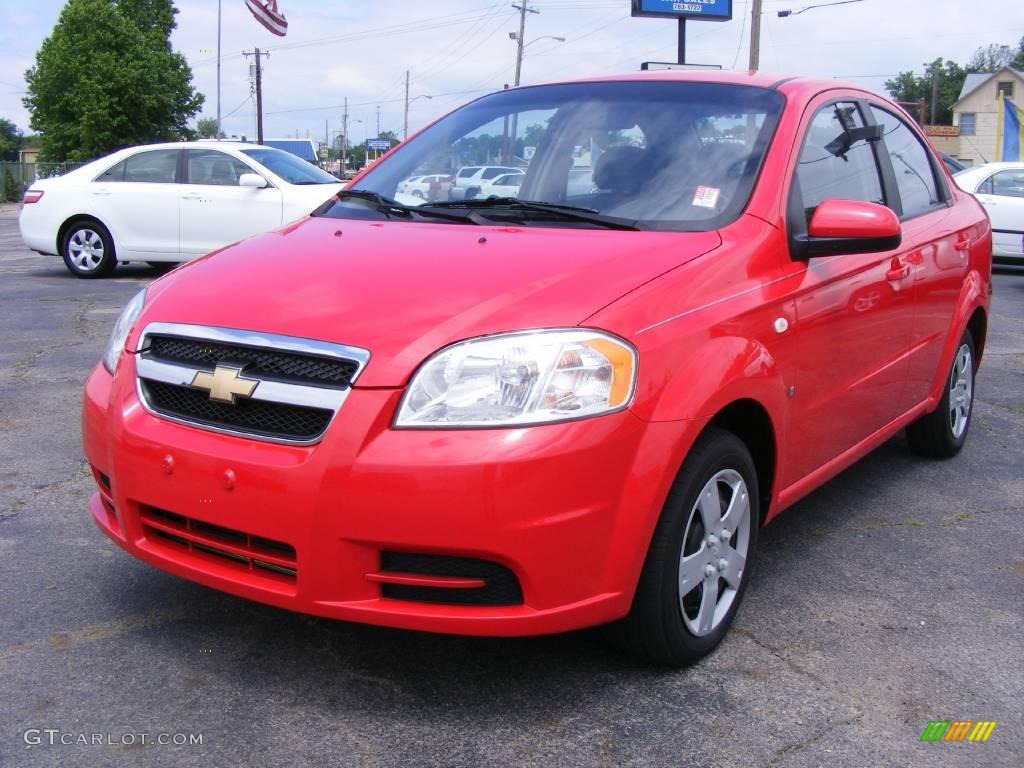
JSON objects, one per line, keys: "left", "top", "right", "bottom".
{"left": 141, "top": 506, "right": 297, "bottom": 584}
{"left": 379, "top": 552, "right": 523, "bottom": 606}
{"left": 140, "top": 379, "right": 333, "bottom": 442}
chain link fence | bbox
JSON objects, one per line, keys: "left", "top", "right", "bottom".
{"left": 1, "top": 161, "right": 85, "bottom": 202}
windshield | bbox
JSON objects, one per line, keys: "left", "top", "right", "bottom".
{"left": 240, "top": 147, "right": 339, "bottom": 185}
{"left": 319, "top": 81, "right": 784, "bottom": 231}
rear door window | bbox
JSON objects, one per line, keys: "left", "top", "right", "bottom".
{"left": 96, "top": 159, "right": 127, "bottom": 182}
{"left": 989, "top": 169, "right": 1024, "bottom": 198}
{"left": 870, "top": 106, "right": 944, "bottom": 218}
{"left": 122, "top": 149, "right": 180, "bottom": 183}
{"left": 793, "top": 102, "right": 884, "bottom": 224}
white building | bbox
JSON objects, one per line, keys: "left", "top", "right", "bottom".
{"left": 948, "top": 66, "right": 1024, "bottom": 167}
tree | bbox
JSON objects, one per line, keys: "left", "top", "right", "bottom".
{"left": 195, "top": 117, "right": 223, "bottom": 139}
{"left": 23, "top": 0, "right": 203, "bottom": 161}
{"left": 967, "top": 43, "right": 1015, "bottom": 73}
{"left": 884, "top": 58, "right": 967, "bottom": 125}
{"left": 0, "top": 118, "right": 21, "bottom": 161}
{"left": 1013, "top": 35, "right": 1024, "bottom": 70}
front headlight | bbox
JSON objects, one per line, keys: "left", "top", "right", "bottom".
{"left": 395, "top": 329, "right": 637, "bottom": 428}
{"left": 102, "top": 289, "right": 147, "bottom": 374}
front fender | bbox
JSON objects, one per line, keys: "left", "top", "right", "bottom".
{"left": 639, "top": 334, "right": 789, "bottom": 426}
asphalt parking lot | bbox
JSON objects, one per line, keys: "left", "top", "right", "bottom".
{"left": 0, "top": 202, "right": 1021, "bottom": 768}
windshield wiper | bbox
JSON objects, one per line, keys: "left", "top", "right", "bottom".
{"left": 330, "top": 189, "right": 476, "bottom": 224}
{"left": 422, "top": 197, "right": 641, "bottom": 230}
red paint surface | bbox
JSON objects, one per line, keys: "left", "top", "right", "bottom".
{"left": 83, "top": 72, "right": 992, "bottom": 636}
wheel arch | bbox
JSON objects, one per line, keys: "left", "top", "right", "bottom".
{"left": 966, "top": 306, "right": 987, "bottom": 369}
{"left": 705, "top": 399, "right": 777, "bottom": 524}
{"left": 57, "top": 214, "right": 115, "bottom": 257}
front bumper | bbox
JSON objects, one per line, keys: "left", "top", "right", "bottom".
{"left": 83, "top": 358, "right": 696, "bottom": 636}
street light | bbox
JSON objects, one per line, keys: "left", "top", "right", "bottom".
{"left": 778, "top": 0, "right": 864, "bottom": 17}
{"left": 510, "top": 33, "right": 566, "bottom": 86}
{"left": 404, "top": 93, "right": 433, "bottom": 140}
{"left": 525, "top": 34, "right": 566, "bottom": 48}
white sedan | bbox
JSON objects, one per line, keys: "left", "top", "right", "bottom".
{"left": 19, "top": 141, "right": 344, "bottom": 277}
{"left": 397, "top": 174, "right": 453, "bottom": 200}
{"left": 954, "top": 162, "right": 1024, "bottom": 262}
{"left": 477, "top": 171, "right": 524, "bottom": 198}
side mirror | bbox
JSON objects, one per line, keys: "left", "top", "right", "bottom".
{"left": 797, "top": 199, "right": 901, "bottom": 257}
{"left": 239, "top": 173, "right": 269, "bottom": 189}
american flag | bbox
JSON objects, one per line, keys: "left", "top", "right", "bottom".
{"left": 245, "top": 0, "right": 288, "bottom": 37}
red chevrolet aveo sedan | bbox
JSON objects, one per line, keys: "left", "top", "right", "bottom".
{"left": 82, "top": 72, "right": 991, "bottom": 665}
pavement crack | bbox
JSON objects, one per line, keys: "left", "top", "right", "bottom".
{"left": 1, "top": 462, "right": 91, "bottom": 522}
{"left": 0, "top": 607, "right": 193, "bottom": 663}
{"left": 8, "top": 349, "right": 45, "bottom": 381}
{"left": 731, "top": 627, "right": 829, "bottom": 688}
{"left": 764, "top": 714, "right": 863, "bottom": 767}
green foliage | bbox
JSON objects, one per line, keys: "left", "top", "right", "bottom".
{"left": 884, "top": 58, "right": 967, "bottom": 125}
{"left": 2, "top": 169, "right": 22, "bottom": 203}
{"left": 118, "top": 0, "right": 176, "bottom": 38}
{"left": 23, "top": 0, "right": 203, "bottom": 162}
{"left": 1014, "top": 35, "right": 1024, "bottom": 70}
{"left": 195, "top": 117, "right": 223, "bottom": 139}
{"left": 0, "top": 118, "right": 21, "bottom": 160}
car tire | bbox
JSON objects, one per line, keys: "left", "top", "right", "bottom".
{"left": 607, "top": 427, "right": 759, "bottom": 666}
{"left": 906, "top": 329, "right": 976, "bottom": 458}
{"left": 412, "top": 190, "right": 424, "bottom": 199}
{"left": 61, "top": 220, "right": 116, "bottom": 278}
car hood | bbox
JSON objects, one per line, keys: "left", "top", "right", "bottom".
{"left": 139, "top": 216, "right": 722, "bottom": 386}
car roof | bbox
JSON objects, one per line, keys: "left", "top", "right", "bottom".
{"left": 105, "top": 141, "right": 278, "bottom": 157}
{"left": 522, "top": 69, "right": 884, "bottom": 102}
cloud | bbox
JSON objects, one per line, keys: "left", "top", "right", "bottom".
{"left": 1, "top": 0, "right": 1022, "bottom": 145}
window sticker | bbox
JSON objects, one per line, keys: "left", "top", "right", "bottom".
{"left": 693, "top": 186, "right": 720, "bottom": 208}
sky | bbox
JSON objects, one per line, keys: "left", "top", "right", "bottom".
{"left": 0, "top": 0, "right": 1022, "bottom": 146}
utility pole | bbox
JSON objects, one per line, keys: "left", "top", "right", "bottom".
{"left": 376, "top": 106, "right": 381, "bottom": 138}
{"left": 930, "top": 67, "right": 939, "bottom": 125}
{"left": 243, "top": 48, "right": 270, "bottom": 142}
{"left": 748, "top": 0, "right": 763, "bottom": 71}
{"left": 512, "top": 1, "right": 539, "bottom": 87}
{"left": 509, "top": 1, "right": 539, "bottom": 161}
{"left": 216, "top": 0, "right": 222, "bottom": 137}
{"left": 404, "top": 70, "right": 410, "bottom": 140}
{"left": 341, "top": 97, "right": 349, "bottom": 177}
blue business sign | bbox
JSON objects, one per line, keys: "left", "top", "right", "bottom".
{"left": 631, "top": 0, "right": 732, "bottom": 21}
{"left": 366, "top": 139, "right": 392, "bottom": 152}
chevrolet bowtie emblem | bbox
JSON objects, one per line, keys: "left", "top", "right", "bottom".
{"left": 190, "top": 365, "right": 259, "bottom": 404}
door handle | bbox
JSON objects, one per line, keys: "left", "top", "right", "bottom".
{"left": 181, "top": 192, "right": 200, "bottom": 200}
{"left": 91, "top": 188, "right": 111, "bottom": 196}
{"left": 885, "top": 262, "right": 911, "bottom": 281}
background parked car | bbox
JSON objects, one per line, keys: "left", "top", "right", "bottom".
{"left": 477, "top": 170, "right": 524, "bottom": 198}
{"left": 939, "top": 152, "right": 967, "bottom": 176}
{"left": 18, "top": 141, "right": 344, "bottom": 278}
{"left": 954, "top": 161, "right": 1024, "bottom": 261}
{"left": 449, "top": 165, "right": 523, "bottom": 200}
{"left": 397, "top": 174, "right": 453, "bottom": 200}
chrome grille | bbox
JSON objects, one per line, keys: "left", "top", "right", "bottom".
{"left": 135, "top": 322, "right": 369, "bottom": 445}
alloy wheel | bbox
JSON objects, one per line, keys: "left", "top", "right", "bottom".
{"left": 678, "top": 469, "right": 751, "bottom": 637}
{"left": 948, "top": 343, "right": 973, "bottom": 440}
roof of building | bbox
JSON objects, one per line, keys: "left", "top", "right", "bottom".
{"left": 955, "top": 67, "right": 1024, "bottom": 105}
